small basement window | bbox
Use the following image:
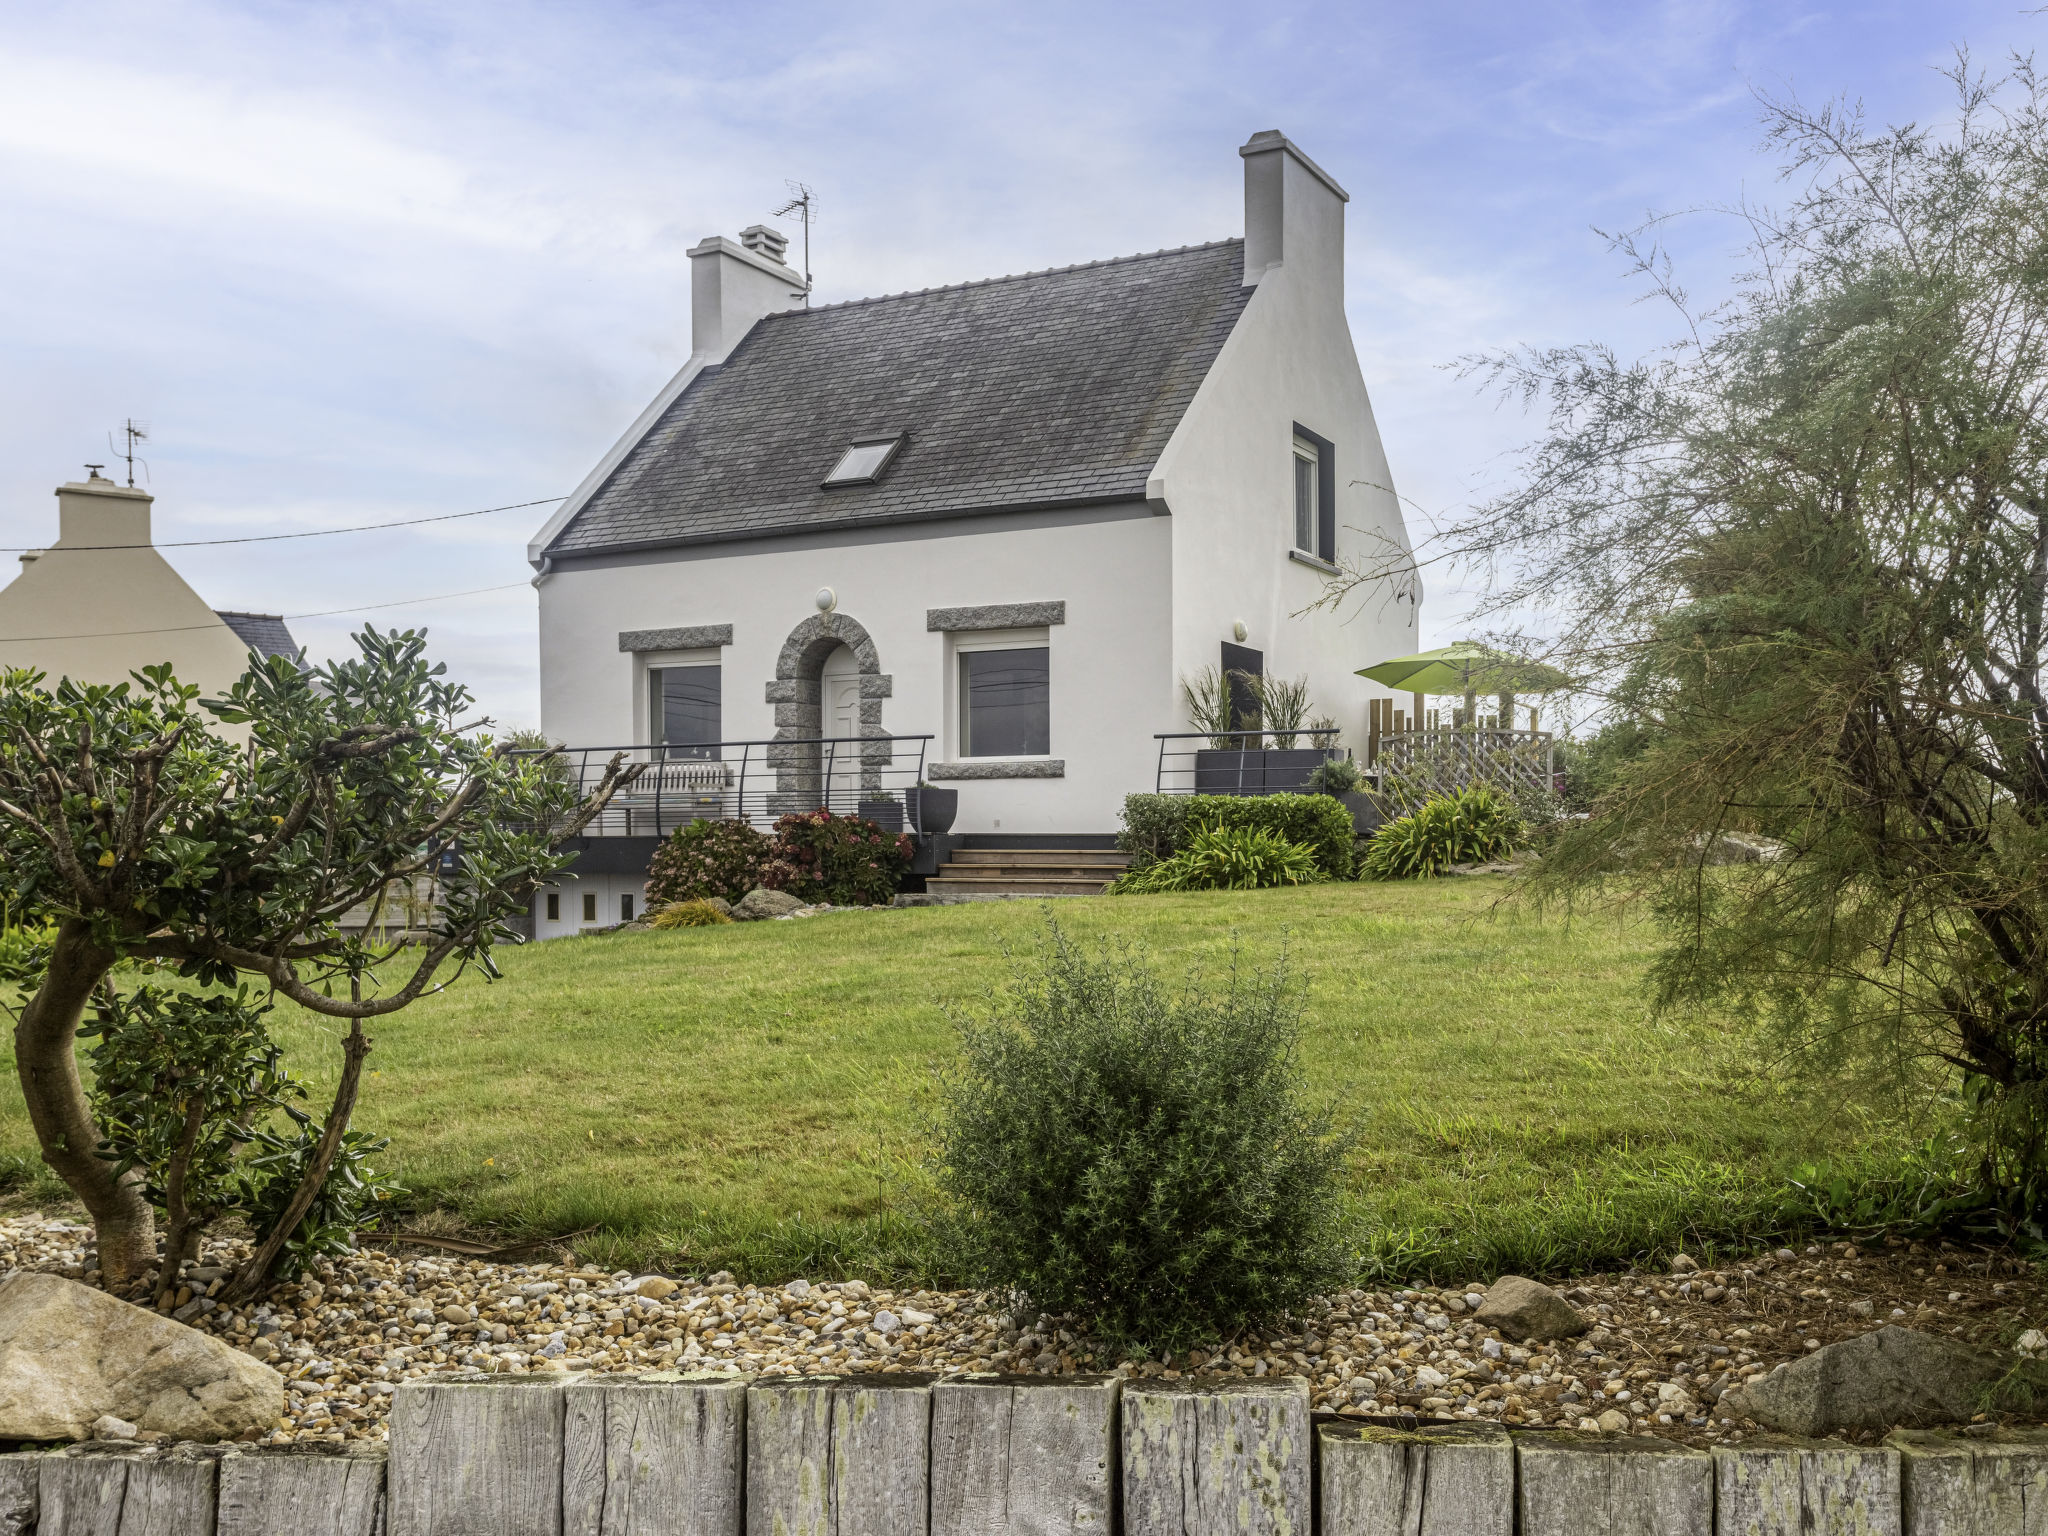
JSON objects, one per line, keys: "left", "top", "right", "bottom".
{"left": 822, "top": 434, "right": 904, "bottom": 487}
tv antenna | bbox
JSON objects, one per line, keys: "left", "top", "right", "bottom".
{"left": 772, "top": 181, "right": 816, "bottom": 302}
{"left": 108, "top": 420, "right": 150, "bottom": 488}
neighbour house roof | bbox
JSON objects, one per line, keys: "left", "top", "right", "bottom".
{"left": 214, "top": 611, "right": 301, "bottom": 661}
{"left": 543, "top": 239, "right": 1253, "bottom": 558}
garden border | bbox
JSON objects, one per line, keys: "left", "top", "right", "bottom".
{"left": 2, "top": 1370, "right": 2033, "bottom": 1533}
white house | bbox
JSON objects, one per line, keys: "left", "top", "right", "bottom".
{"left": 526, "top": 131, "right": 1420, "bottom": 933}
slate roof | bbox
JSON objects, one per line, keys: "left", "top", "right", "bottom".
{"left": 215, "top": 611, "right": 301, "bottom": 661}
{"left": 544, "top": 239, "right": 1253, "bottom": 557}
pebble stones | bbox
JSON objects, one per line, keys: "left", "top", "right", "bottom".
{"left": 0, "top": 1216, "right": 2039, "bottom": 1452}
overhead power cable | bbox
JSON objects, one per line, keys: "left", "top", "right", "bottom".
{"left": 0, "top": 581, "right": 532, "bottom": 645}
{"left": 0, "top": 496, "right": 565, "bottom": 553}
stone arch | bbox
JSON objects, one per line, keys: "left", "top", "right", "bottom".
{"left": 763, "top": 611, "right": 893, "bottom": 807}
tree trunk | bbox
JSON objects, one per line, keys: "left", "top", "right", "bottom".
{"left": 222, "top": 1019, "right": 371, "bottom": 1304}
{"left": 155, "top": 1098, "right": 207, "bottom": 1308}
{"left": 13, "top": 920, "right": 156, "bottom": 1288}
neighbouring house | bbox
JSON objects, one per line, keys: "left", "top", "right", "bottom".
{"left": 0, "top": 471, "right": 301, "bottom": 695}
{"left": 526, "top": 130, "right": 1421, "bottom": 934}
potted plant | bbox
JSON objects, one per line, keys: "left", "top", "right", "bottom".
{"left": 904, "top": 781, "right": 958, "bottom": 835}
{"left": 1305, "top": 755, "right": 1381, "bottom": 834}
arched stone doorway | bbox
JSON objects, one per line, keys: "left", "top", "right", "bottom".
{"left": 763, "top": 611, "right": 892, "bottom": 810}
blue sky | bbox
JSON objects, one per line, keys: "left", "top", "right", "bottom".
{"left": 0, "top": 0, "right": 2035, "bottom": 729}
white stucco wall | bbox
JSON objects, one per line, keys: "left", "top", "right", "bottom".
{"left": 537, "top": 507, "right": 1175, "bottom": 833}
{"left": 1147, "top": 138, "right": 1419, "bottom": 742}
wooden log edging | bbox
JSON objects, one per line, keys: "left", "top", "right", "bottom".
{"left": 7, "top": 1374, "right": 2048, "bottom": 1532}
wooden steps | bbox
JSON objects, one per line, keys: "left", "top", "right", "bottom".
{"left": 924, "top": 845, "right": 1130, "bottom": 897}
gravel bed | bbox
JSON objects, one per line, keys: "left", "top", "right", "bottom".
{"left": 4, "top": 1214, "right": 2043, "bottom": 1447}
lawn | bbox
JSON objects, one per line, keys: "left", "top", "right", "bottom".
{"left": 0, "top": 879, "right": 1941, "bottom": 1284}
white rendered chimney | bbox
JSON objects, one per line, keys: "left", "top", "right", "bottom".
{"left": 688, "top": 230, "right": 810, "bottom": 365}
{"left": 1239, "top": 129, "right": 1349, "bottom": 288}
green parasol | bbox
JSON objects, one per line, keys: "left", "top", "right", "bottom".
{"left": 1356, "top": 641, "right": 1572, "bottom": 696}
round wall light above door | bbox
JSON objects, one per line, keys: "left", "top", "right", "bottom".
{"left": 1232, "top": 620, "right": 1249, "bottom": 642}
{"left": 815, "top": 587, "right": 837, "bottom": 613}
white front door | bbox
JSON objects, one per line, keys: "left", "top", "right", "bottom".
{"left": 820, "top": 645, "right": 861, "bottom": 809}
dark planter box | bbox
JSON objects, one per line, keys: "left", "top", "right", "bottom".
{"left": 905, "top": 786, "right": 959, "bottom": 835}
{"left": 1193, "top": 747, "right": 1333, "bottom": 795}
{"left": 856, "top": 797, "right": 905, "bottom": 833}
{"left": 1340, "top": 791, "right": 1384, "bottom": 836}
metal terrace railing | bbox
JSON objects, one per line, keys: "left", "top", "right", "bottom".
{"left": 551, "top": 735, "right": 936, "bottom": 837}
{"left": 1153, "top": 729, "right": 1350, "bottom": 796}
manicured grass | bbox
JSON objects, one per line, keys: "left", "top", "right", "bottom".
{"left": 0, "top": 880, "right": 1940, "bottom": 1284}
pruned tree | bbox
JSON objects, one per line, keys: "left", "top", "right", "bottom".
{"left": 0, "top": 628, "right": 637, "bottom": 1299}
{"left": 1398, "top": 55, "right": 2048, "bottom": 1221}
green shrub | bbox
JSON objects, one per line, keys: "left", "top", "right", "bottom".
{"left": 1118, "top": 793, "right": 1355, "bottom": 878}
{"left": 646, "top": 818, "right": 772, "bottom": 906}
{"left": 1359, "top": 785, "right": 1523, "bottom": 880}
{"left": 1304, "top": 756, "right": 1364, "bottom": 797}
{"left": 80, "top": 985, "right": 398, "bottom": 1293}
{"left": 650, "top": 898, "right": 734, "bottom": 928}
{"left": 762, "top": 810, "right": 914, "bottom": 906}
{"left": 1110, "top": 823, "right": 1325, "bottom": 893}
{"left": 932, "top": 920, "right": 1353, "bottom": 1353}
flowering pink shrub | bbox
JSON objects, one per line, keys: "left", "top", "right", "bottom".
{"left": 761, "top": 809, "right": 914, "bottom": 906}
{"left": 646, "top": 818, "right": 772, "bottom": 906}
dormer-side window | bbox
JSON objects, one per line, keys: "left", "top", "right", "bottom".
{"left": 1293, "top": 436, "right": 1319, "bottom": 552}
{"left": 1291, "top": 425, "right": 1336, "bottom": 564}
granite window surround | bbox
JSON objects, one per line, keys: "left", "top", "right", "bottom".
{"left": 926, "top": 758, "right": 1066, "bottom": 780}
{"left": 618, "top": 625, "right": 734, "bottom": 653}
{"left": 927, "top": 602, "right": 1066, "bottom": 633}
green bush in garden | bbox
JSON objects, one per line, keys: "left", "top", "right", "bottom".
{"left": 1118, "top": 793, "right": 1355, "bottom": 878}
{"left": 649, "top": 897, "right": 734, "bottom": 928}
{"left": 932, "top": 919, "right": 1353, "bottom": 1354}
{"left": 646, "top": 818, "right": 772, "bottom": 906}
{"left": 1359, "top": 785, "right": 1523, "bottom": 880}
{"left": 1109, "top": 823, "right": 1325, "bottom": 893}
{"left": 81, "top": 986, "right": 397, "bottom": 1297}
{"left": 761, "top": 810, "right": 914, "bottom": 906}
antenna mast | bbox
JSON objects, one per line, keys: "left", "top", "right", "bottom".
{"left": 772, "top": 181, "right": 816, "bottom": 303}
{"left": 108, "top": 420, "right": 150, "bottom": 488}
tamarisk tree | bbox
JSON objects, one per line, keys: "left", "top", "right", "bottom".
{"left": 1372, "top": 60, "right": 2048, "bottom": 1220}
{"left": 0, "top": 627, "right": 636, "bottom": 1299}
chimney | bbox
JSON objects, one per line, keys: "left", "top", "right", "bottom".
{"left": 1239, "top": 129, "right": 1350, "bottom": 288}
{"left": 739, "top": 224, "right": 790, "bottom": 264}
{"left": 55, "top": 470, "right": 153, "bottom": 549}
{"left": 688, "top": 229, "right": 810, "bottom": 365}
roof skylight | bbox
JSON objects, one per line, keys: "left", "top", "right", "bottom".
{"left": 823, "top": 434, "right": 903, "bottom": 487}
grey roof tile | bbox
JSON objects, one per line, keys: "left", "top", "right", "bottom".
{"left": 545, "top": 239, "right": 1252, "bottom": 556}
{"left": 214, "top": 611, "right": 301, "bottom": 661}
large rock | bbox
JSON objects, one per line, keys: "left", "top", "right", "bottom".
{"left": 0, "top": 1271, "right": 284, "bottom": 1442}
{"left": 734, "top": 887, "right": 805, "bottom": 921}
{"left": 1720, "top": 1325, "right": 2004, "bottom": 1436}
{"left": 1473, "top": 1275, "right": 1588, "bottom": 1341}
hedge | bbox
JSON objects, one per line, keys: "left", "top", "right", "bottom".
{"left": 1117, "top": 793, "right": 1356, "bottom": 879}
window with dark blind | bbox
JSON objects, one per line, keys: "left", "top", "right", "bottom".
{"left": 650, "top": 665, "right": 721, "bottom": 758}
{"left": 960, "top": 648, "right": 1050, "bottom": 757}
